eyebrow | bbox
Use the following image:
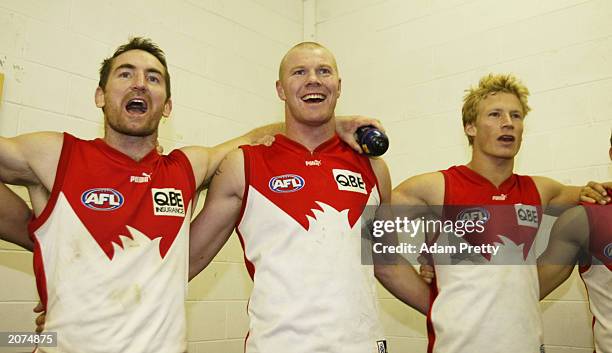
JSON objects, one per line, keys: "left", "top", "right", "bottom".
{"left": 114, "top": 63, "right": 164, "bottom": 76}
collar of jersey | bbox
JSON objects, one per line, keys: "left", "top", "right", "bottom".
{"left": 93, "top": 138, "right": 161, "bottom": 166}
{"left": 273, "top": 134, "right": 342, "bottom": 154}
{"left": 456, "top": 164, "right": 517, "bottom": 192}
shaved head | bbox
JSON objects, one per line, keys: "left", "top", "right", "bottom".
{"left": 278, "top": 42, "right": 339, "bottom": 79}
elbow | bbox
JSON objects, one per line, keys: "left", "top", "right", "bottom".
{"left": 374, "top": 264, "right": 394, "bottom": 285}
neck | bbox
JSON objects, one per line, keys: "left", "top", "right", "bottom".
{"left": 103, "top": 126, "right": 157, "bottom": 162}
{"left": 467, "top": 150, "right": 515, "bottom": 187}
{"left": 284, "top": 115, "right": 336, "bottom": 152}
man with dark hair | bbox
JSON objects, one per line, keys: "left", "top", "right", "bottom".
{"left": 99, "top": 37, "right": 172, "bottom": 101}
{"left": 394, "top": 74, "right": 608, "bottom": 353}
{"left": 0, "top": 37, "right": 378, "bottom": 353}
{"left": 188, "top": 42, "right": 429, "bottom": 353}
{"left": 538, "top": 132, "right": 612, "bottom": 353}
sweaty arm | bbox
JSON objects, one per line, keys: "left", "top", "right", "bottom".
{"left": 0, "top": 132, "right": 62, "bottom": 244}
{"left": 371, "top": 159, "right": 431, "bottom": 314}
{"left": 537, "top": 206, "right": 588, "bottom": 299}
{"left": 533, "top": 176, "right": 611, "bottom": 215}
{"left": 0, "top": 183, "right": 33, "bottom": 251}
{"left": 188, "top": 149, "right": 245, "bottom": 280}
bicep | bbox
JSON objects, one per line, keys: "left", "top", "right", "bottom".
{"left": 392, "top": 172, "right": 444, "bottom": 220}
{"left": 540, "top": 206, "right": 587, "bottom": 265}
{"left": 0, "top": 183, "right": 33, "bottom": 251}
{"left": 0, "top": 132, "right": 62, "bottom": 187}
{"left": 537, "top": 206, "right": 587, "bottom": 295}
{"left": 534, "top": 176, "right": 580, "bottom": 209}
{"left": 189, "top": 150, "right": 245, "bottom": 279}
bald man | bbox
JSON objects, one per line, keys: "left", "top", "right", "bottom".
{"left": 189, "top": 42, "right": 429, "bottom": 353}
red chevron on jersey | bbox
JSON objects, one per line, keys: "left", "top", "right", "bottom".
{"left": 28, "top": 133, "right": 195, "bottom": 353}
{"left": 30, "top": 133, "right": 196, "bottom": 260}
{"left": 442, "top": 165, "right": 542, "bottom": 260}
{"left": 242, "top": 134, "right": 377, "bottom": 230}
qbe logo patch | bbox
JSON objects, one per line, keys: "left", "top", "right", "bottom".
{"left": 514, "top": 204, "right": 539, "bottom": 228}
{"left": 376, "top": 340, "right": 387, "bottom": 353}
{"left": 152, "top": 188, "right": 185, "bottom": 217}
{"left": 333, "top": 169, "right": 366, "bottom": 194}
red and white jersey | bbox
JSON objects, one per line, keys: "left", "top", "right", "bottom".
{"left": 427, "top": 165, "right": 543, "bottom": 353}
{"left": 237, "top": 134, "right": 386, "bottom": 353}
{"left": 30, "top": 133, "right": 195, "bottom": 353}
{"left": 580, "top": 203, "right": 612, "bottom": 353}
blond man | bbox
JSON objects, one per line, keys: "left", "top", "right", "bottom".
{"left": 393, "top": 74, "right": 606, "bottom": 353}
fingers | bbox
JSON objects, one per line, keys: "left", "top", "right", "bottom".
{"left": 581, "top": 181, "right": 611, "bottom": 205}
{"left": 419, "top": 264, "right": 435, "bottom": 284}
{"left": 33, "top": 301, "right": 46, "bottom": 334}
{"left": 345, "top": 139, "right": 363, "bottom": 154}
{"left": 252, "top": 135, "right": 275, "bottom": 146}
{"left": 35, "top": 312, "right": 46, "bottom": 334}
{"left": 367, "top": 118, "right": 384, "bottom": 132}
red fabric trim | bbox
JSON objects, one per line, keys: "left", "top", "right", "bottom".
{"left": 28, "top": 132, "right": 74, "bottom": 310}
{"left": 426, "top": 277, "right": 439, "bottom": 353}
{"left": 235, "top": 146, "right": 255, "bottom": 280}
{"left": 29, "top": 132, "right": 73, "bottom": 232}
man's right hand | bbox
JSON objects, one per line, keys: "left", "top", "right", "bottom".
{"left": 33, "top": 301, "right": 45, "bottom": 334}
{"left": 418, "top": 255, "right": 435, "bottom": 284}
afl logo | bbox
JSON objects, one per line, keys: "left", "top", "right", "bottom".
{"left": 457, "top": 207, "right": 490, "bottom": 223}
{"left": 81, "top": 188, "right": 124, "bottom": 211}
{"left": 269, "top": 174, "right": 305, "bottom": 193}
{"left": 604, "top": 243, "right": 612, "bottom": 259}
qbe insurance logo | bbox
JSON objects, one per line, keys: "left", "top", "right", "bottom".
{"left": 269, "top": 174, "right": 305, "bottom": 193}
{"left": 333, "top": 169, "right": 366, "bottom": 194}
{"left": 514, "top": 204, "right": 539, "bottom": 228}
{"left": 152, "top": 188, "right": 185, "bottom": 217}
{"left": 81, "top": 188, "right": 124, "bottom": 211}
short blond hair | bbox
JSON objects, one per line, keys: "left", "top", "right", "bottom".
{"left": 278, "top": 42, "right": 338, "bottom": 79}
{"left": 462, "top": 74, "right": 531, "bottom": 145}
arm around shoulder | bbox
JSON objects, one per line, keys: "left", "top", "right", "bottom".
{"left": 392, "top": 171, "right": 445, "bottom": 218}
{"left": 189, "top": 148, "right": 245, "bottom": 280}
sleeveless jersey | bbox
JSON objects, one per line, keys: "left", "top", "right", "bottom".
{"left": 427, "top": 165, "right": 543, "bottom": 353}
{"left": 30, "top": 133, "right": 195, "bottom": 353}
{"left": 237, "top": 134, "right": 386, "bottom": 353}
{"left": 580, "top": 203, "right": 612, "bottom": 353}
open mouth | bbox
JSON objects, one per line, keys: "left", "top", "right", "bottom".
{"left": 125, "top": 98, "right": 148, "bottom": 114}
{"left": 498, "top": 135, "right": 515, "bottom": 142}
{"left": 301, "top": 93, "right": 326, "bottom": 104}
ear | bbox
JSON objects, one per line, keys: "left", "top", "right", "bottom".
{"left": 609, "top": 146, "right": 612, "bottom": 161}
{"left": 337, "top": 77, "right": 342, "bottom": 98}
{"left": 95, "top": 87, "right": 105, "bottom": 108}
{"left": 162, "top": 98, "right": 172, "bottom": 118}
{"left": 464, "top": 121, "right": 477, "bottom": 140}
{"left": 276, "top": 80, "right": 286, "bottom": 101}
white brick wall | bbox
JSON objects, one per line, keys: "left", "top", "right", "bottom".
{"left": 0, "top": 0, "right": 301, "bottom": 351}
{"left": 317, "top": 0, "right": 612, "bottom": 352}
